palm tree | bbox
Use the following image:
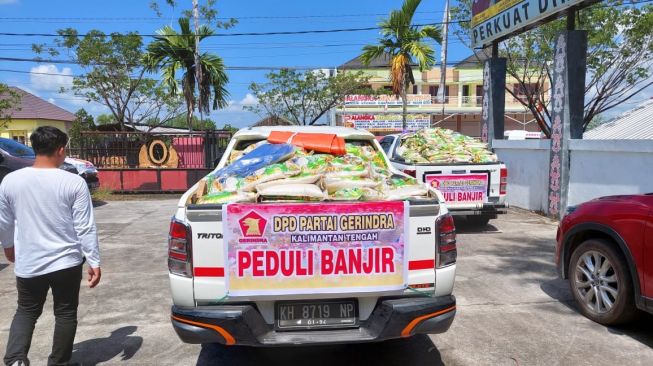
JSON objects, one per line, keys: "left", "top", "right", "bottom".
{"left": 144, "top": 17, "right": 229, "bottom": 130}
{"left": 360, "top": 0, "right": 442, "bottom": 130}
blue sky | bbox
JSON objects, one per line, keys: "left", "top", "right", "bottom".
{"left": 1, "top": 0, "right": 649, "bottom": 128}
{"left": 0, "top": 0, "right": 468, "bottom": 128}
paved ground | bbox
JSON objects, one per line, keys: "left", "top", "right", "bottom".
{"left": 0, "top": 200, "right": 651, "bottom": 365}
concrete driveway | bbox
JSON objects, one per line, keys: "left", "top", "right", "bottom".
{"left": 0, "top": 200, "right": 651, "bottom": 365}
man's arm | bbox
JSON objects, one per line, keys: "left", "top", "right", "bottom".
{"left": 72, "top": 180, "right": 101, "bottom": 287}
{"left": 0, "top": 183, "right": 15, "bottom": 262}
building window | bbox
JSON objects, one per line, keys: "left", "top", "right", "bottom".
{"left": 475, "top": 85, "right": 484, "bottom": 106}
{"left": 412, "top": 85, "right": 418, "bottom": 94}
{"left": 383, "top": 85, "right": 393, "bottom": 92}
{"left": 462, "top": 85, "right": 470, "bottom": 97}
{"left": 513, "top": 83, "right": 538, "bottom": 100}
{"left": 429, "top": 85, "right": 438, "bottom": 96}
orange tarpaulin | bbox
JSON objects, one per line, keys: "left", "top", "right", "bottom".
{"left": 267, "top": 131, "right": 346, "bottom": 155}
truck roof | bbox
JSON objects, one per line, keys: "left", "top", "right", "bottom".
{"left": 233, "top": 126, "right": 375, "bottom": 140}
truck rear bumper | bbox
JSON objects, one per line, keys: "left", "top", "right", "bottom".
{"left": 448, "top": 203, "right": 508, "bottom": 217}
{"left": 171, "top": 295, "right": 456, "bottom": 346}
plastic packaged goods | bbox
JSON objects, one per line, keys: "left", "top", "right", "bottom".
{"left": 324, "top": 176, "right": 379, "bottom": 193}
{"left": 192, "top": 134, "right": 436, "bottom": 205}
{"left": 397, "top": 128, "right": 498, "bottom": 164}
{"left": 257, "top": 183, "right": 326, "bottom": 202}
{"left": 212, "top": 143, "right": 296, "bottom": 181}
{"left": 254, "top": 173, "right": 323, "bottom": 191}
{"left": 330, "top": 188, "right": 364, "bottom": 201}
{"left": 197, "top": 191, "right": 256, "bottom": 204}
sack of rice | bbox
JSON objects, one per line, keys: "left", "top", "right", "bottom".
{"left": 257, "top": 183, "right": 327, "bottom": 202}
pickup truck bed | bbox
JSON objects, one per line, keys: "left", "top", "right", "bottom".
{"left": 379, "top": 134, "right": 508, "bottom": 225}
{"left": 167, "top": 126, "right": 457, "bottom": 346}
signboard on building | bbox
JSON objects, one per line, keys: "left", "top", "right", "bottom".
{"left": 344, "top": 94, "right": 432, "bottom": 106}
{"left": 471, "top": 0, "right": 597, "bottom": 48}
{"left": 223, "top": 202, "right": 408, "bottom": 296}
{"left": 343, "top": 114, "right": 431, "bottom": 131}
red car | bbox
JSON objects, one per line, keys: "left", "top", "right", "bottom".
{"left": 556, "top": 194, "right": 653, "bottom": 325}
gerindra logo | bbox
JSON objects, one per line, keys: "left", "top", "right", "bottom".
{"left": 238, "top": 211, "right": 268, "bottom": 243}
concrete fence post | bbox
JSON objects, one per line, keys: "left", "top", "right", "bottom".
{"left": 480, "top": 57, "right": 506, "bottom": 146}
{"left": 547, "top": 30, "right": 587, "bottom": 219}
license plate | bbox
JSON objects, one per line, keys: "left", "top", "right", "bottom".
{"left": 275, "top": 300, "right": 358, "bottom": 330}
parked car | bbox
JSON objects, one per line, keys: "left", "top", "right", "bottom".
{"left": 64, "top": 157, "right": 100, "bottom": 192}
{"left": 0, "top": 137, "right": 99, "bottom": 191}
{"left": 556, "top": 194, "right": 653, "bottom": 325}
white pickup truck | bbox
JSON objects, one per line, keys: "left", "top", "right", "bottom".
{"left": 379, "top": 134, "right": 507, "bottom": 226}
{"left": 168, "top": 126, "right": 456, "bottom": 346}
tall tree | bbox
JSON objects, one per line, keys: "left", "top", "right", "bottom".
{"left": 144, "top": 17, "right": 229, "bottom": 130}
{"left": 360, "top": 0, "right": 442, "bottom": 130}
{"left": 34, "top": 30, "right": 183, "bottom": 130}
{"left": 246, "top": 69, "right": 370, "bottom": 126}
{"left": 451, "top": 0, "right": 653, "bottom": 136}
{"left": 0, "top": 83, "right": 20, "bottom": 129}
{"left": 69, "top": 109, "right": 95, "bottom": 149}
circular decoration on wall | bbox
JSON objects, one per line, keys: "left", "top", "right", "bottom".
{"left": 148, "top": 139, "right": 168, "bottom": 165}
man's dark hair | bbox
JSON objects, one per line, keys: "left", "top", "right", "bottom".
{"left": 30, "top": 126, "right": 69, "bottom": 156}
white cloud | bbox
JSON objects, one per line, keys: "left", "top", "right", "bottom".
{"left": 30, "top": 64, "right": 73, "bottom": 92}
{"left": 47, "top": 98, "right": 56, "bottom": 105}
{"left": 240, "top": 93, "right": 258, "bottom": 106}
{"left": 0, "top": 0, "right": 18, "bottom": 5}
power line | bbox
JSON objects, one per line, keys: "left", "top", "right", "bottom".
{"left": 0, "top": 21, "right": 469, "bottom": 38}
{"left": 0, "top": 11, "right": 448, "bottom": 23}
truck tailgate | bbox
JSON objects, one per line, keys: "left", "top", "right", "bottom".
{"left": 185, "top": 202, "right": 440, "bottom": 305}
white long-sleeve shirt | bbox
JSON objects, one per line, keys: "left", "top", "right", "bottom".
{"left": 0, "top": 167, "right": 100, "bottom": 278}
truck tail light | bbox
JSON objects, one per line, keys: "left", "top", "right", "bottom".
{"left": 500, "top": 166, "right": 508, "bottom": 195}
{"left": 403, "top": 169, "right": 416, "bottom": 178}
{"left": 169, "top": 219, "right": 193, "bottom": 277}
{"left": 436, "top": 214, "right": 457, "bottom": 268}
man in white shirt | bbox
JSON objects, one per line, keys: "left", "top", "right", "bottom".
{"left": 0, "top": 126, "right": 101, "bottom": 366}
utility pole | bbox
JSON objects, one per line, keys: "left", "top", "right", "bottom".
{"left": 192, "top": 0, "right": 202, "bottom": 133}
{"left": 437, "top": 0, "right": 450, "bottom": 123}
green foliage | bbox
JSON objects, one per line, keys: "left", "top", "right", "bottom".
{"left": 221, "top": 123, "right": 239, "bottom": 133}
{"left": 149, "top": 0, "right": 238, "bottom": 30}
{"left": 585, "top": 114, "right": 608, "bottom": 131}
{"left": 360, "top": 0, "right": 441, "bottom": 129}
{"left": 96, "top": 114, "right": 115, "bottom": 126}
{"left": 33, "top": 29, "right": 184, "bottom": 130}
{"left": 69, "top": 109, "right": 95, "bottom": 148}
{"left": 451, "top": 0, "right": 653, "bottom": 135}
{"left": 144, "top": 17, "right": 230, "bottom": 130}
{"left": 246, "top": 69, "right": 370, "bottom": 125}
{"left": 158, "top": 114, "right": 217, "bottom": 131}
{"left": 0, "top": 83, "right": 20, "bottom": 129}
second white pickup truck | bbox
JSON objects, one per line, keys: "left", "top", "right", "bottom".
{"left": 168, "top": 126, "right": 457, "bottom": 346}
{"left": 379, "top": 133, "right": 508, "bottom": 227}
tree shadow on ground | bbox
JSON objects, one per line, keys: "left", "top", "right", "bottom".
{"left": 71, "top": 326, "right": 143, "bottom": 366}
{"left": 197, "top": 335, "right": 443, "bottom": 366}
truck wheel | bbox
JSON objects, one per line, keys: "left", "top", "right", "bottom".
{"left": 466, "top": 215, "right": 491, "bottom": 227}
{"left": 568, "top": 239, "right": 638, "bottom": 325}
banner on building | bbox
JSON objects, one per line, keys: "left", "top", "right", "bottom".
{"left": 223, "top": 202, "right": 409, "bottom": 296}
{"left": 471, "top": 0, "right": 597, "bottom": 48}
{"left": 343, "top": 114, "right": 431, "bottom": 131}
{"left": 344, "top": 94, "right": 432, "bottom": 106}
{"left": 425, "top": 174, "right": 488, "bottom": 204}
